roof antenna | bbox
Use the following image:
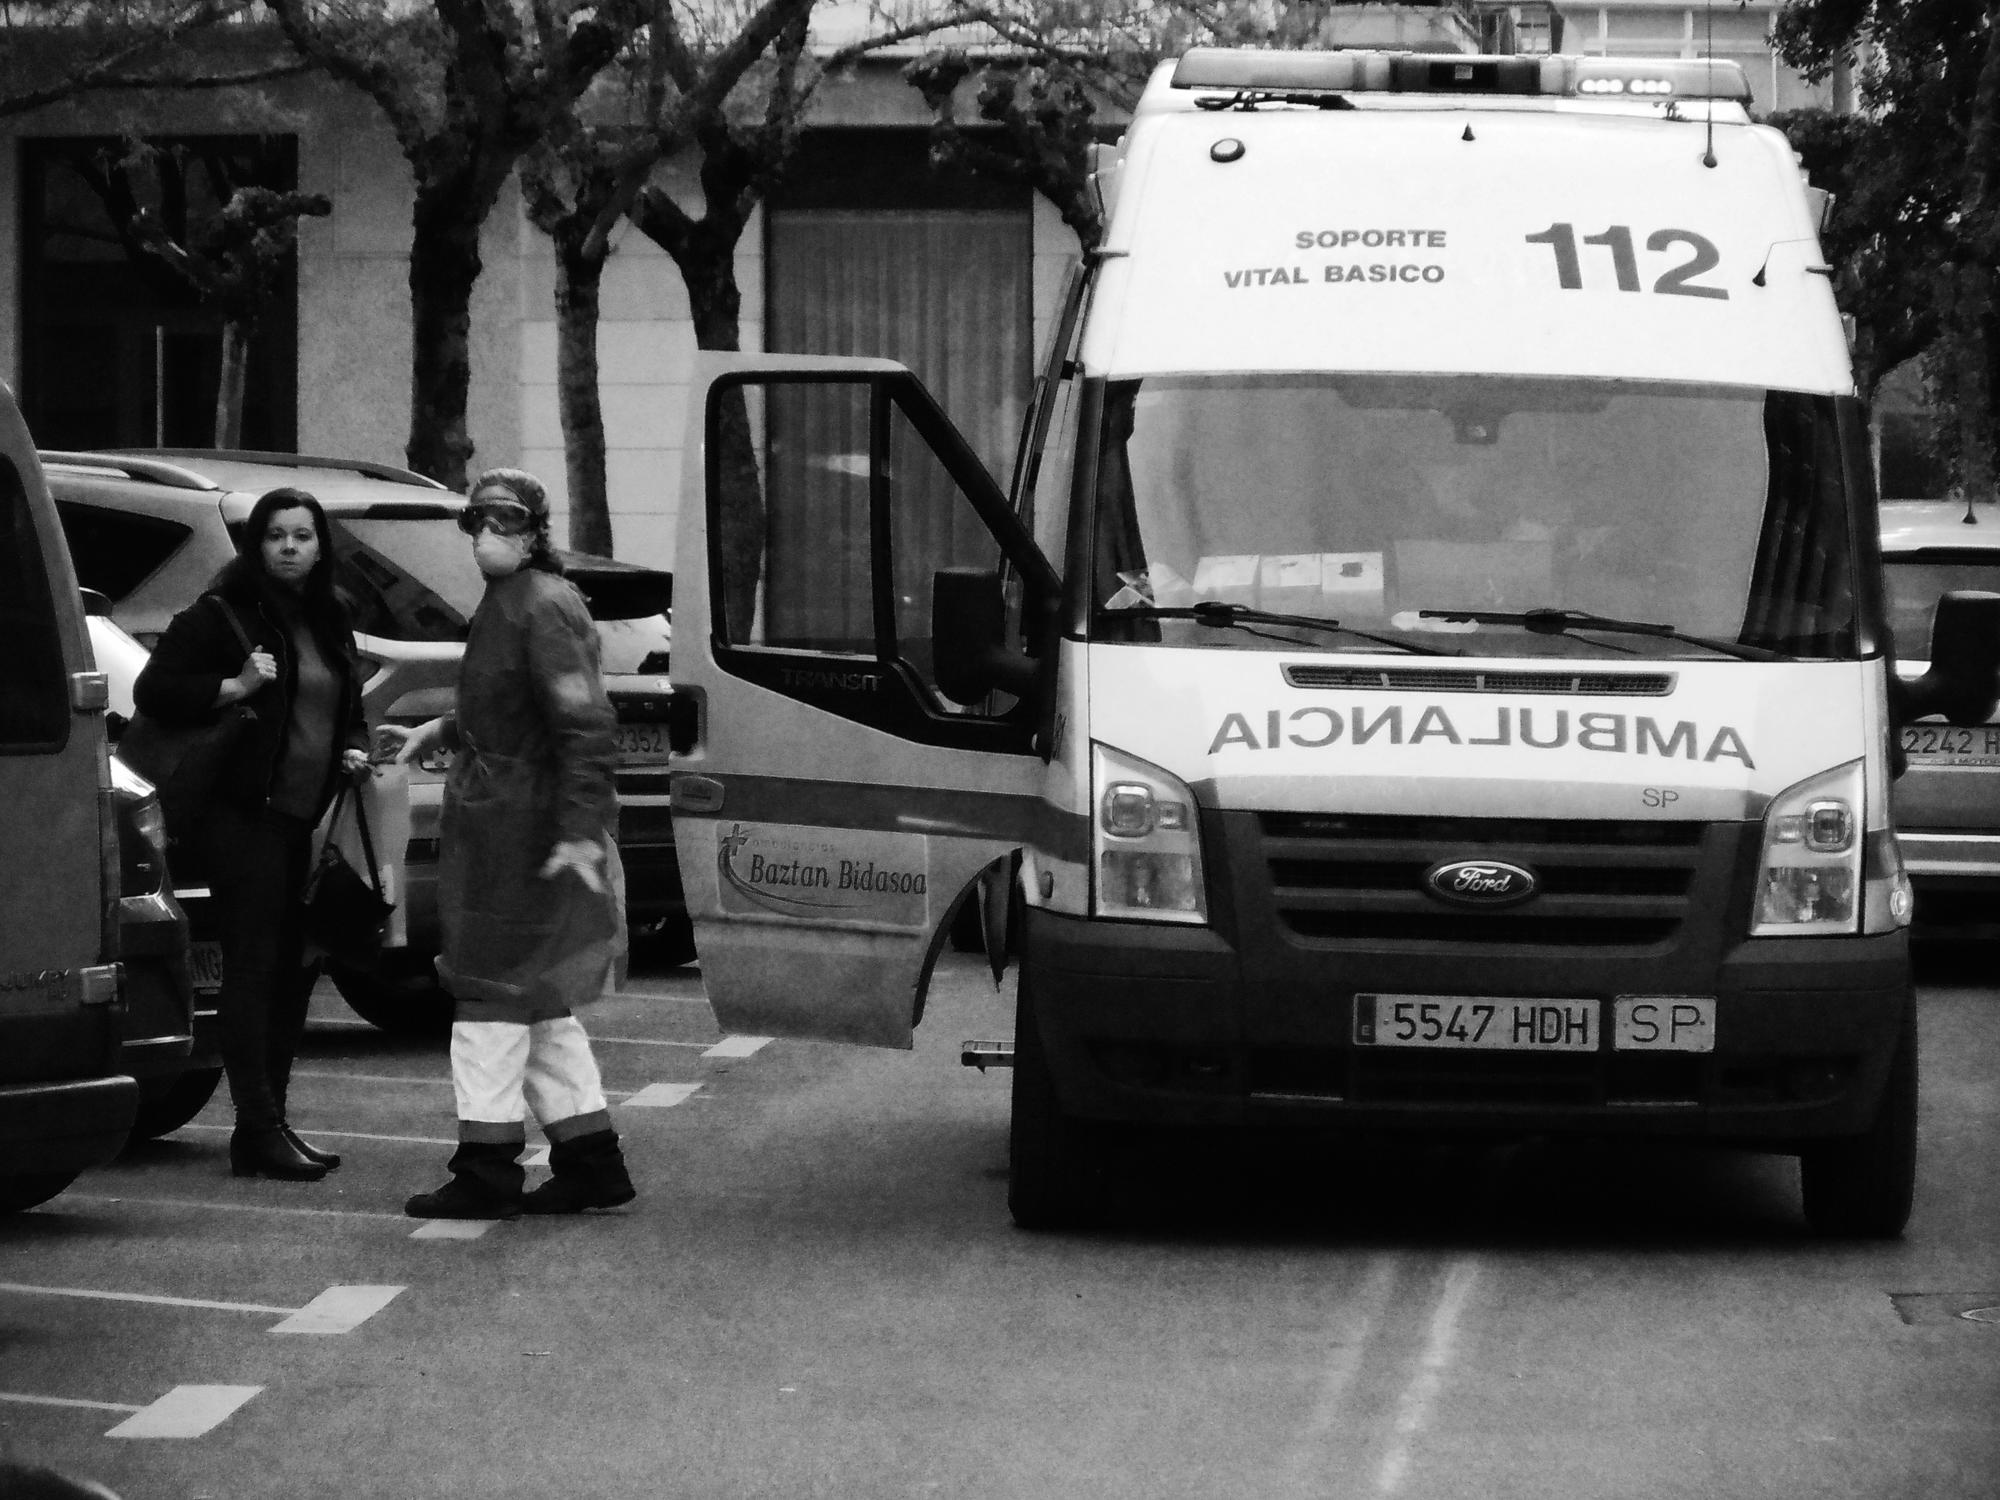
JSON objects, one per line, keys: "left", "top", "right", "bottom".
{"left": 1702, "top": 0, "right": 1718, "bottom": 167}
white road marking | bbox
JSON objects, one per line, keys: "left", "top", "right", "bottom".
{"left": 176, "top": 1123, "right": 462, "bottom": 1149}
{"left": 1375, "top": 1257, "right": 1481, "bottom": 1495}
{"left": 269, "top": 1285, "right": 404, "bottom": 1335}
{"left": 602, "top": 990, "right": 712, "bottom": 1005}
{"left": 0, "top": 1281, "right": 295, "bottom": 1316}
{"left": 290, "top": 1070, "right": 453, "bottom": 1087}
{"left": 0, "top": 1391, "right": 142, "bottom": 1415}
{"left": 702, "top": 1035, "right": 772, "bottom": 1059}
{"left": 524, "top": 1144, "right": 551, "bottom": 1167}
{"left": 57, "top": 1192, "right": 405, "bottom": 1222}
{"left": 409, "top": 1219, "right": 493, "bottom": 1241}
{"left": 621, "top": 1082, "right": 702, "bottom": 1108}
{"left": 106, "top": 1384, "right": 262, "bottom": 1439}
{"left": 586, "top": 1035, "right": 712, "bottom": 1049}
{"left": 1276, "top": 1255, "right": 1401, "bottom": 1497}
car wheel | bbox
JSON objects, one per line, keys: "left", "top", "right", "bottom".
{"left": 1799, "top": 1005, "right": 1918, "bottom": 1239}
{"left": 948, "top": 897, "right": 985, "bottom": 953}
{"left": 131, "top": 1065, "right": 224, "bottom": 1140}
{"left": 329, "top": 953, "right": 454, "bottom": 1037}
{"left": 630, "top": 916, "right": 696, "bottom": 970}
{"left": 0, "top": 1171, "right": 80, "bottom": 1214}
{"left": 1008, "top": 969, "right": 1104, "bottom": 1230}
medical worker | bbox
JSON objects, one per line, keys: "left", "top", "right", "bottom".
{"left": 383, "top": 468, "right": 635, "bottom": 1218}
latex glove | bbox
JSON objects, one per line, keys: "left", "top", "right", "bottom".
{"left": 540, "top": 839, "right": 607, "bottom": 894}
{"left": 341, "top": 747, "right": 373, "bottom": 782}
{"left": 375, "top": 717, "right": 446, "bottom": 766}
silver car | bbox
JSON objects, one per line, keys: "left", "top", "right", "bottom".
{"left": 1881, "top": 499, "right": 2000, "bottom": 930}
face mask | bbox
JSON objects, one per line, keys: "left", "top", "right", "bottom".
{"left": 473, "top": 527, "right": 532, "bottom": 577}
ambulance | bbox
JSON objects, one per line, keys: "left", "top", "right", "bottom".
{"left": 668, "top": 49, "right": 2000, "bottom": 1236}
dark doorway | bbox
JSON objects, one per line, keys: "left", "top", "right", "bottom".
{"left": 19, "top": 135, "right": 301, "bottom": 452}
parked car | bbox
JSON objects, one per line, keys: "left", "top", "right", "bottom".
{"left": 1880, "top": 499, "right": 2000, "bottom": 931}
{"left": 43, "top": 449, "right": 684, "bottom": 1034}
{"left": 0, "top": 391, "right": 140, "bottom": 1211}
{"left": 88, "top": 603, "right": 215, "bottom": 1139}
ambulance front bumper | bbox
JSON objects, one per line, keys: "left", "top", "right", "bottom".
{"left": 1021, "top": 907, "right": 1910, "bottom": 1145}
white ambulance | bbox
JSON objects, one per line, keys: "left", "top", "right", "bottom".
{"left": 669, "top": 49, "right": 2000, "bottom": 1236}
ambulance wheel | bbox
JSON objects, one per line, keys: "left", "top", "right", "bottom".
{"left": 330, "top": 954, "right": 455, "bottom": 1038}
{"left": 0, "top": 1171, "right": 79, "bottom": 1214}
{"left": 1008, "top": 972, "right": 1103, "bottom": 1230}
{"left": 1799, "top": 1005, "right": 1917, "bottom": 1239}
{"left": 131, "top": 1065, "right": 223, "bottom": 1140}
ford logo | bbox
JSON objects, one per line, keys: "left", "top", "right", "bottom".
{"left": 1423, "top": 858, "right": 1537, "bottom": 907}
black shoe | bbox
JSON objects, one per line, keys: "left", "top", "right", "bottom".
{"left": 230, "top": 1127, "right": 329, "bottom": 1182}
{"left": 522, "top": 1130, "right": 635, "bottom": 1215}
{"left": 282, "top": 1126, "right": 341, "bottom": 1170}
{"left": 404, "top": 1176, "right": 521, "bottom": 1220}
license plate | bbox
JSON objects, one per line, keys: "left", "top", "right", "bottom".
{"left": 1612, "top": 996, "right": 1716, "bottom": 1052}
{"left": 614, "top": 723, "right": 671, "bottom": 762}
{"left": 188, "top": 940, "right": 224, "bottom": 994}
{"left": 1902, "top": 723, "right": 2000, "bottom": 765}
{"left": 1354, "top": 995, "right": 1597, "bottom": 1052}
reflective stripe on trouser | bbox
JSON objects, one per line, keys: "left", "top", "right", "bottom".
{"left": 451, "top": 1017, "right": 612, "bottom": 1144}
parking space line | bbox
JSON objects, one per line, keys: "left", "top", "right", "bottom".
{"left": 602, "top": 990, "right": 713, "bottom": 1005}
{"left": 60, "top": 1193, "right": 408, "bottom": 1222}
{"left": 0, "top": 1281, "right": 296, "bottom": 1316}
{"left": 621, "top": 1082, "right": 702, "bottom": 1108}
{"left": 106, "top": 1385, "right": 262, "bottom": 1439}
{"left": 587, "top": 1036, "right": 712, "bottom": 1049}
{"left": 410, "top": 1220, "right": 494, "bottom": 1241}
{"left": 702, "top": 1035, "right": 772, "bottom": 1060}
{"left": 0, "top": 1391, "right": 142, "bottom": 1415}
{"left": 1374, "top": 1257, "right": 1480, "bottom": 1496}
{"left": 269, "top": 1285, "right": 404, "bottom": 1335}
{"left": 290, "top": 1070, "right": 453, "bottom": 1087}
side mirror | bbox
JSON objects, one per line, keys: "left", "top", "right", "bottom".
{"left": 933, "top": 568, "right": 1037, "bottom": 707}
{"left": 1894, "top": 590, "right": 2000, "bottom": 728}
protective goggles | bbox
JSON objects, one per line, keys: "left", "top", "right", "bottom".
{"left": 456, "top": 498, "right": 537, "bottom": 537}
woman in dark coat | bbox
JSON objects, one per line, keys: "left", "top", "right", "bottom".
{"left": 134, "top": 487, "right": 371, "bottom": 1181}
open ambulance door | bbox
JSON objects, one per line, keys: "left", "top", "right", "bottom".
{"left": 670, "top": 354, "right": 1061, "bottom": 1049}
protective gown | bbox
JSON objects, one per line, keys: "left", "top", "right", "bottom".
{"left": 434, "top": 568, "right": 624, "bottom": 1020}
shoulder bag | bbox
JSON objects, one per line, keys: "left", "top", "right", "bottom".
{"left": 117, "top": 596, "right": 259, "bottom": 845}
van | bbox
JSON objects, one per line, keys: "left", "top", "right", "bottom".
{"left": 666, "top": 50, "right": 2000, "bottom": 1237}
{"left": 0, "top": 384, "right": 139, "bottom": 1211}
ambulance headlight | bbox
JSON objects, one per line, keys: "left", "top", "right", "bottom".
{"left": 1093, "top": 743, "right": 1208, "bottom": 924}
{"left": 1752, "top": 760, "right": 1864, "bottom": 935}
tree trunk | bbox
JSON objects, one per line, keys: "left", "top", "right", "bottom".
{"left": 679, "top": 234, "right": 765, "bottom": 640}
{"left": 213, "top": 319, "right": 250, "bottom": 449}
{"left": 406, "top": 181, "right": 491, "bottom": 491}
{"left": 554, "top": 239, "right": 614, "bottom": 555}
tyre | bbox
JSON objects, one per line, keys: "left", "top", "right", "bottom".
{"left": 1008, "top": 970, "right": 1104, "bottom": 1230}
{"left": 131, "top": 1065, "right": 223, "bottom": 1140}
{"left": 329, "top": 952, "right": 455, "bottom": 1037}
{"left": 948, "top": 897, "right": 985, "bottom": 954}
{"left": 0, "top": 1171, "right": 80, "bottom": 1214}
{"left": 1799, "top": 1005, "right": 1918, "bottom": 1239}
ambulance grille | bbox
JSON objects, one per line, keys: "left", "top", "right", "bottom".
{"left": 1258, "top": 813, "right": 1704, "bottom": 947}
{"left": 1282, "top": 666, "right": 1675, "bottom": 695}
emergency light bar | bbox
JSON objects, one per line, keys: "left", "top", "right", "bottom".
{"left": 1170, "top": 49, "right": 1752, "bottom": 106}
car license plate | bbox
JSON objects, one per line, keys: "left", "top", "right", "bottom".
{"left": 613, "top": 723, "right": 671, "bottom": 762}
{"left": 1612, "top": 996, "right": 1716, "bottom": 1052}
{"left": 1354, "top": 995, "right": 1596, "bottom": 1052}
{"left": 188, "top": 940, "right": 224, "bottom": 994}
{"left": 1901, "top": 723, "right": 2000, "bottom": 766}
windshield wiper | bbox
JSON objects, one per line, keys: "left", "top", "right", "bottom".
{"left": 1111, "top": 600, "right": 1456, "bottom": 655}
{"left": 1417, "top": 607, "right": 1779, "bottom": 661}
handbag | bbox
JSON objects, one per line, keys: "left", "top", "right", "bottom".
{"left": 302, "top": 777, "right": 396, "bottom": 968}
{"left": 117, "top": 596, "right": 259, "bottom": 845}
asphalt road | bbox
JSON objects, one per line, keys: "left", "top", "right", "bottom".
{"left": 1, "top": 944, "right": 1996, "bottom": 1499}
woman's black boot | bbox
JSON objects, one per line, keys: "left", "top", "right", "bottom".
{"left": 230, "top": 1126, "right": 330, "bottom": 1181}
{"left": 281, "top": 1126, "right": 341, "bottom": 1170}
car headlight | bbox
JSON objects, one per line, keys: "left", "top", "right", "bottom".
{"left": 1092, "top": 742, "right": 1208, "bottom": 924}
{"left": 1751, "top": 759, "right": 1863, "bottom": 935}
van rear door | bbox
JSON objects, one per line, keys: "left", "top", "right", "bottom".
{"left": 670, "top": 355, "right": 1056, "bottom": 1047}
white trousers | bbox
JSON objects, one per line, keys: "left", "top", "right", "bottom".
{"left": 451, "top": 1015, "right": 608, "bottom": 1133}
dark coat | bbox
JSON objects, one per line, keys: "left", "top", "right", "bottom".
{"left": 434, "top": 567, "right": 622, "bottom": 1016}
{"left": 133, "top": 556, "right": 369, "bottom": 821}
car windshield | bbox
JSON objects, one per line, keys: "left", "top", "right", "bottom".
{"left": 1087, "top": 375, "right": 1861, "bottom": 659}
{"left": 1881, "top": 553, "right": 2000, "bottom": 661}
{"left": 331, "top": 514, "right": 481, "bottom": 642}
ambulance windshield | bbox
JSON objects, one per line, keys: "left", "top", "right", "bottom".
{"left": 1088, "top": 375, "right": 1860, "bottom": 659}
